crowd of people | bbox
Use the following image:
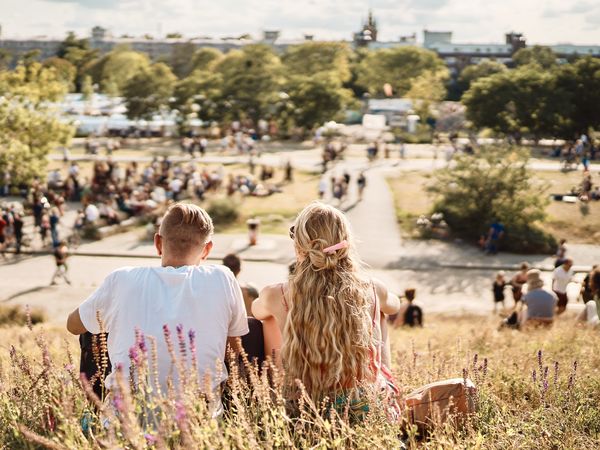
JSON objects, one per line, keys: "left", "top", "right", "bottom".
{"left": 494, "top": 252, "right": 600, "bottom": 329}
{"left": 0, "top": 152, "right": 296, "bottom": 259}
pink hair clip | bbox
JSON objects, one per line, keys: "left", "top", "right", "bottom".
{"left": 323, "top": 240, "right": 348, "bottom": 254}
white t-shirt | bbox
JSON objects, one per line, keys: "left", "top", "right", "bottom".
{"left": 85, "top": 204, "right": 100, "bottom": 222}
{"left": 169, "top": 178, "right": 183, "bottom": 193}
{"left": 552, "top": 266, "right": 573, "bottom": 293}
{"left": 78, "top": 264, "right": 248, "bottom": 400}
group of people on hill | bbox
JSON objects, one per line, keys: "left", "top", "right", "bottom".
{"left": 493, "top": 249, "right": 600, "bottom": 329}
{"left": 66, "top": 201, "right": 423, "bottom": 418}
{"left": 556, "top": 134, "right": 597, "bottom": 171}
{"left": 2, "top": 152, "right": 295, "bottom": 257}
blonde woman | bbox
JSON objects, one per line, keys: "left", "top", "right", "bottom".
{"left": 252, "top": 202, "right": 400, "bottom": 411}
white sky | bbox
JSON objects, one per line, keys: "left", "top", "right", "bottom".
{"left": 1, "top": 0, "right": 599, "bottom": 45}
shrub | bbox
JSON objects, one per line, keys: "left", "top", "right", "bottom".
{"left": 0, "top": 305, "right": 45, "bottom": 327}
{"left": 207, "top": 198, "right": 240, "bottom": 225}
{"left": 428, "top": 145, "right": 557, "bottom": 253}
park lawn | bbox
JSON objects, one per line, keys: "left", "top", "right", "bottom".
{"left": 386, "top": 171, "right": 432, "bottom": 237}
{"left": 387, "top": 170, "right": 600, "bottom": 244}
{"left": 533, "top": 170, "right": 600, "bottom": 244}
{"left": 213, "top": 170, "right": 321, "bottom": 235}
{"left": 1, "top": 312, "right": 598, "bottom": 448}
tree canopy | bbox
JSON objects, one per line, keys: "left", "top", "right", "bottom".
{"left": 123, "top": 62, "right": 177, "bottom": 119}
{"left": 0, "top": 62, "right": 73, "bottom": 187}
{"left": 282, "top": 42, "right": 351, "bottom": 84}
{"left": 214, "top": 45, "right": 283, "bottom": 123}
{"left": 428, "top": 146, "right": 555, "bottom": 253}
{"left": 463, "top": 56, "right": 600, "bottom": 139}
{"left": 356, "top": 46, "right": 446, "bottom": 97}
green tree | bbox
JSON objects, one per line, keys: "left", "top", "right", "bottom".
{"left": 95, "top": 48, "right": 151, "bottom": 95}
{"left": 462, "top": 66, "right": 569, "bottom": 140}
{"left": 428, "top": 146, "right": 555, "bottom": 253}
{"left": 57, "top": 32, "right": 98, "bottom": 90}
{"left": 81, "top": 74, "right": 94, "bottom": 100}
{"left": 123, "top": 62, "right": 177, "bottom": 119}
{"left": 406, "top": 69, "right": 449, "bottom": 121}
{"left": 285, "top": 73, "right": 355, "bottom": 130}
{"left": 456, "top": 60, "right": 507, "bottom": 98}
{"left": 215, "top": 44, "right": 283, "bottom": 123}
{"left": 190, "top": 48, "right": 223, "bottom": 73}
{"left": 554, "top": 56, "right": 600, "bottom": 137}
{"left": 42, "top": 57, "right": 77, "bottom": 90}
{"left": 164, "top": 42, "right": 197, "bottom": 78}
{"left": 512, "top": 45, "right": 557, "bottom": 69}
{"left": 173, "top": 70, "right": 223, "bottom": 120}
{"left": 356, "top": 46, "right": 445, "bottom": 97}
{"left": 0, "top": 49, "right": 13, "bottom": 70}
{"left": 0, "top": 63, "right": 73, "bottom": 187}
{"left": 282, "top": 42, "right": 351, "bottom": 83}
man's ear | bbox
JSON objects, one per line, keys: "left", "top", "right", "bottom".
{"left": 154, "top": 233, "right": 163, "bottom": 256}
{"left": 201, "top": 240, "right": 213, "bottom": 260}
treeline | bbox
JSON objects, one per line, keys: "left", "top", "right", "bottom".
{"left": 461, "top": 46, "right": 600, "bottom": 140}
{"left": 4, "top": 32, "right": 448, "bottom": 130}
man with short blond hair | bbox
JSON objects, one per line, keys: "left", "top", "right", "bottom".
{"left": 67, "top": 202, "right": 248, "bottom": 414}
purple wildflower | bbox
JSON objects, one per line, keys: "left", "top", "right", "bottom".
{"left": 175, "top": 400, "right": 187, "bottom": 422}
{"left": 145, "top": 433, "right": 157, "bottom": 444}
{"left": 553, "top": 361, "right": 559, "bottom": 386}
{"left": 188, "top": 329, "right": 196, "bottom": 354}
{"left": 112, "top": 393, "right": 124, "bottom": 412}
{"left": 129, "top": 346, "right": 139, "bottom": 365}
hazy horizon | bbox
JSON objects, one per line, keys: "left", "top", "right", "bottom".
{"left": 2, "top": 0, "right": 600, "bottom": 46}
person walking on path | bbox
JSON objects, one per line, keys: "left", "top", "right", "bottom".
{"left": 66, "top": 203, "right": 249, "bottom": 416}
{"left": 252, "top": 202, "right": 401, "bottom": 414}
{"left": 51, "top": 240, "right": 71, "bottom": 285}
{"left": 13, "top": 212, "right": 24, "bottom": 255}
{"left": 553, "top": 259, "right": 574, "bottom": 314}
{"left": 554, "top": 239, "right": 568, "bottom": 268}
{"left": 49, "top": 207, "right": 61, "bottom": 248}
{"left": 0, "top": 213, "right": 6, "bottom": 260}
{"left": 357, "top": 172, "right": 367, "bottom": 201}
{"left": 493, "top": 271, "right": 508, "bottom": 313}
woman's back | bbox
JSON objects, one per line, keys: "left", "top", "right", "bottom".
{"left": 252, "top": 202, "right": 400, "bottom": 403}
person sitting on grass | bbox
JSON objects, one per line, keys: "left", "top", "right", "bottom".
{"left": 516, "top": 269, "right": 557, "bottom": 328}
{"left": 66, "top": 203, "right": 249, "bottom": 416}
{"left": 576, "top": 266, "right": 600, "bottom": 328}
{"left": 391, "top": 288, "right": 423, "bottom": 327}
{"left": 252, "top": 202, "right": 401, "bottom": 416}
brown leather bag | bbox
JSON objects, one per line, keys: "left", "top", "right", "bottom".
{"left": 405, "top": 377, "right": 477, "bottom": 431}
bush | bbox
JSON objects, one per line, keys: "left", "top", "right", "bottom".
{"left": 0, "top": 305, "right": 46, "bottom": 327}
{"left": 207, "top": 198, "right": 240, "bottom": 225}
{"left": 428, "top": 145, "right": 556, "bottom": 253}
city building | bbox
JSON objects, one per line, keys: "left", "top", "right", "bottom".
{"left": 1, "top": 12, "right": 600, "bottom": 72}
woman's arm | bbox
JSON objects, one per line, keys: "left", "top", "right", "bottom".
{"left": 251, "top": 285, "right": 283, "bottom": 366}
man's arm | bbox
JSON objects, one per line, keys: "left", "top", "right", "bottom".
{"left": 66, "top": 308, "right": 88, "bottom": 335}
{"left": 373, "top": 279, "right": 401, "bottom": 315}
{"left": 252, "top": 285, "right": 276, "bottom": 320}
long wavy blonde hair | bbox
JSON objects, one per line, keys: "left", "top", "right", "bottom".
{"left": 282, "top": 202, "right": 375, "bottom": 402}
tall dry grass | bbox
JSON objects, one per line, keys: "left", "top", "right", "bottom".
{"left": 0, "top": 313, "right": 598, "bottom": 449}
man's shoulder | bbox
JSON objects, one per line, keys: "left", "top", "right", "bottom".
{"left": 192, "top": 264, "right": 235, "bottom": 282}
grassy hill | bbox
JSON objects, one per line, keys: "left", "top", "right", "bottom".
{"left": 0, "top": 313, "right": 598, "bottom": 448}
